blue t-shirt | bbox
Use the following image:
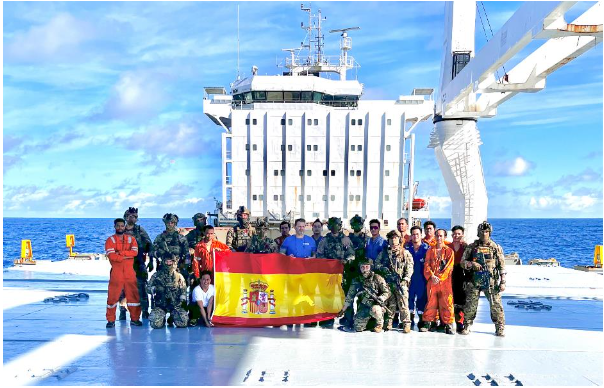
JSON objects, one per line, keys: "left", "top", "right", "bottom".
{"left": 281, "top": 235, "right": 316, "bottom": 258}
{"left": 405, "top": 241, "right": 430, "bottom": 283}
{"left": 365, "top": 236, "right": 388, "bottom": 260}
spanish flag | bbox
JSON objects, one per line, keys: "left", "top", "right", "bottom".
{"left": 212, "top": 251, "right": 345, "bottom": 326}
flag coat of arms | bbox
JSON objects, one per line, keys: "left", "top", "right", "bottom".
{"left": 212, "top": 251, "right": 345, "bottom": 326}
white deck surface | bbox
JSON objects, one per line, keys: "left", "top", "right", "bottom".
{"left": 3, "top": 261, "right": 603, "bottom": 386}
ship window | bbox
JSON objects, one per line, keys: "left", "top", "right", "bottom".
{"left": 384, "top": 220, "right": 389, "bottom": 226}
{"left": 245, "top": 144, "right": 250, "bottom": 151}
{"left": 385, "top": 170, "right": 390, "bottom": 176}
{"left": 253, "top": 144, "right": 257, "bottom": 151}
{"left": 245, "top": 169, "right": 250, "bottom": 176}
{"left": 313, "top": 145, "right": 318, "bottom": 151}
{"left": 301, "top": 91, "right": 312, "bottom": 101}
{"left": 252, "top": 91, "right": 266, "bottom": 100}
{"left": 299, "top": 195, "right": 303, "bottom": 200}
{"left": 307, "top": 145, "right": 311, "bottom": 151}
{"left": 259, "top": 195, "right": 264, "bottom": 200}
{"left": 284, "top": 91, "right": 301, "bottom": 101}
{"left": 314, "top": 119, "right": 318, "bottom": 125}
{"left": 322, "top": 94, "right": 334, "bottom": 102}
{"left": 351, "top": 119, "right": 356, "bottom": 125}
{"left": 307, "top": 118, "right": 312, "bottom": 125}
{"left": 387, "top": 119, "right": 392, "bottom": 125}
{"left": 386, "top": 145, "right": 391, "bottom": 151}
{"left": 288, "top": 145, "right": 293, "bottom": 151}
{"left": 351, "top": 145, "right": 355, "bottom": 151}
{"left": 323, "top": 195, "right": 327, "bottom": 201}
{"left": 349, "top": 170, "right": 354, "bottom": 176}
{"left": 349, "top": 195, "right": 354, "bottom": 201}
{"left": 280, "top": 195, "right": 284, "bottom": 200}
{"left": 331, "top": 195, "right": 335, "bottom": 201}
{"left": 313, "top": 212, "right": 320, "bottom": 217}
{"left": 299, "top": 170, "right": 303, "bottom": 176}
{"left": 356, "top": 170, "right": 361, "bottom": 176}
{"left": 253, "top": 119, "right": 257, "bottom": 125}
{"left": 288, "top": 118, "right": 293, "bottom": 125}
{"left": 226, "top": 162, "right": 232, "bottom": 184}
{"left": 246, "top": 119, "right": 250, "bottom": 125}
{"left": 281, "top": 119, "right": 285, "bottom": 125}
{"left": 358, "top": 119, "right": 363, "bottom": 125}
{"left": 226, "top": 137, "right": 232, "bottom": 159}
{"left": 307, "top": 170, "right": 312, "bottom": 176}
{"left": 274, "top": 170, "right": 278, "bottom": 176}
{"left": 267, "top": 91, "right": 283, "bottom": 102}
{"left": 274, "top": 195, "right": 279, "bottom": 201}
{"left": 307, "top": 195, "right": 311, "bottom": 201}
{"left": 233, "top": 94, "right": 243, "bottom": 101}
{"left": 385, "top": 195, "right": 390, "bottom": 201}
{"left": 253, "top": 195, "right": 257, "bottom": 200}
{"left": 281, "top": 145, "right": 285, "bottom": 151}
{"left": 280, "top": 170, "right": 285, "bottom": 176}
{"left": 226, "top": 188, "right": 232, "bottom": 209}
{"left": 312, "top": 92, "right": 323, "bottom": 103}
{"left": 244, "top": 92, "right": 252, "bottom": 103}
{"left": 356, "top": 195, "right": 361, "bottom": 201}
{"left": 331, "top": 170, "right": 335, "bottom": 176}
{"left": 323, "top": 170, "right": 327, "bottom": 176}
{"left": 358, "top": 145, "right": 363, "bottom": 151}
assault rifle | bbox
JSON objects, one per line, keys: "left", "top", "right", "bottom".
{"left": 360, "top": 286, "right": 392, "bottom": 316}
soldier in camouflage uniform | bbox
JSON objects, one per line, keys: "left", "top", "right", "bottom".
{"left": 316, "top": 217, "right": 355, "bottom": 328}
{"left": 152, "top": 213, "right": 191, "bottom": 282}
{"left": 226, "top": 206, "right": 254, "bottom": 252}
{"left": 340, "top": 214, "right": 368, "bottom": 328}
{"left": 147, "top": 255, "right": 189, "bottom": 329}
{"left": 121, "top": 207, "right": 153, "bottom": 319}
{"left": 245, "top": 217, "right": 278, "bottom": 253}
{"left": 338, "top": 258, "right": 391, "bottom": 333}
{"left": 375, "top": 230, "right": 414, "bottom": 332}
{"left": 460, "top": 221, "right": 507, "bottom": 337}
{"left": 186, "top": 213, "right": 207, "bottom": 250}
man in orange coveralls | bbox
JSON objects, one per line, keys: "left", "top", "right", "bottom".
{"left": 105, "top": 218, "right": 142, "bottom": 328}
{"left": 420, "top": 228, "right": 455, "bottom": 335}
{"left": 192, "top": 225, "right": 230, "bottom": 280}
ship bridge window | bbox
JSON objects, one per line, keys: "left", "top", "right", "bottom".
{"left": 284, "top": 91, "right": 301, "bottom": 101}
{"left": 312, "top": 92, "right": 323, "bottom": 103}
{"left": 267, "top": 91, "right": 283, "bottom": 102}
{"left": 252, "top": 91, "right": 266, "bottom": 100}
{"left": 301, "top": 91, "right": 312, "bottom": 100}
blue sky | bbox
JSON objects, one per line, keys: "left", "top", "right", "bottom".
{"left": 3, "top": 1, "right": 602, "bottom": 219}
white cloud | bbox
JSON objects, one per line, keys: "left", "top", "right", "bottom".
{"left": 562, "top": 193, "right": 598, "bottom": 211}
{"left": 5, "top": 13, "right": 95, "bottom": 62}
{"left": 529, "top": 196, "right": 557, "bottom": 209}
{"left": 427, "top": 196, "right": 452, "bottom": 214}
{"left": 492, "top": 156, "right": 534, "bottom": 176}
{"left": 529, "top": 192, "right": 599, "bottom": 211}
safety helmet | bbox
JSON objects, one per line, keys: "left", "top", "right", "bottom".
{"left": 124, "top": 207, "right": 138, "bottom": 219}
{"left": 162, "top": 213, "right": 179, "bottom": 224}
{"left": 477, "top": 221, "right": 493, "bottom": 233}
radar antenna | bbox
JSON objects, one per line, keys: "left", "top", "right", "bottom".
{"left": 329, "top": 27, "right": 360, "bottom": 80}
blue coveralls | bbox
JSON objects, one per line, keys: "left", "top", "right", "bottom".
{"left": 405, "top": 241, "right": 430, "bottom": 314}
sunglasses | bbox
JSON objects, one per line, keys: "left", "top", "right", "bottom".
{"left": 370, "top": 226, "right": 379, "bottom": 230}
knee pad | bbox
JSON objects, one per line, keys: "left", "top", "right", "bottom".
{"left": 172, "top": 308, "right": 189, "bottom": 327}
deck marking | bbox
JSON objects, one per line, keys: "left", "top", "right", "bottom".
{"left": 259, "top": 370, "right": 266, "bottom": 382}
{"left": 243, "top": 369, "right": 252, "bottom": 383}
{"left": 282, "top": 370, "right": 289, "bottom": 382}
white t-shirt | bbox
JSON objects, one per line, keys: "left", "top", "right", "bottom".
{"left": 192, "top": 284, "right": 215, "bottom": 308}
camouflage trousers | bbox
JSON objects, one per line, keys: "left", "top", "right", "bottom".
{"left": 149, "top": 306, "right": 189, "bottom": 329}
{"left": 385, "top": 285, "right": 411, "bottom": 328}
{"left": 463, "top": 284, "right": 505, "bottom": 326}
{"left": 354, "top": 304, "right": 385, "bottom": 332}
{"left": 119, "top": 277, "right": 149, "bottom": 315}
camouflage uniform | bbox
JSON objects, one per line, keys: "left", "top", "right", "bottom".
{"left": 186, "top": 213, "right": 207, "bottom": 249}
{"left": 460, "top": 222, "right": 506, "bottom": 336}
{"left": 342, "top": 215, "right": 368, "bottom": 328}
{"left": 316, "top": 217, "right": 355, "bottom": 327}
{"left": 147, "top": 259, "right": 189, "bottom": 329}
{"left": 152, "top": 214, "right": 191, "bottom": 280}
{"left": 345, "top": 266, "right": 391, "bottom": 332}
{"left": 245, "top": 218, "right": 278, "bottom": 253}
{"left": 125, "top": 223, "right": 152, "bottom": 316}
{"left": 375, "top": 240, "right": 414, "bottom": 331}
{"left": 226, "top": 206, "right": 254, "bottom": 252}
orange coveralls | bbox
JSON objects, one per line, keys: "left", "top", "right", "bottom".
{"left": 192, "top": 240, "right": 230, "bottom": 279}
{"left": 422, "top": 245, "right": 455, "bottom": 324}
{"left": 105, "top": 234, "right": 140, "bottom": 322}
{"left": 422, "top": 237, "right": 436, "bottom": 247}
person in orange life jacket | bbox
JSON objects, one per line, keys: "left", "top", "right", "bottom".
{"left": 105, "top": 218, "right": 142, "bottom": 328}
{"left": 421, "top": 229, "right": 455, "bottom": 334}
{"left": 422, "top": 220, "right": 437, "bottom": 247}
{"left": 446, "top": 225, "right": 469, "bottom": 333}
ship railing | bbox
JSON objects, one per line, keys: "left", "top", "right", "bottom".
{"left": 285, "top": 55, "right": 357, "bottom": 68}
{"left": 232, "top": 100, "right": 358, "bottom": 109}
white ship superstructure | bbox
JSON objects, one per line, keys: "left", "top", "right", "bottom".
{"left": 204, "top": 6, "right": 433, "bottom": 226}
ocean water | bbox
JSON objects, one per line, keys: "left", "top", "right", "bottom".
{"left": 3, "top": 218, "right": 602, "bottom": 269}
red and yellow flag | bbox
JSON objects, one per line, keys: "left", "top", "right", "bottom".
{"left": 212, "top": 251, "right": 345, "bottom": 326}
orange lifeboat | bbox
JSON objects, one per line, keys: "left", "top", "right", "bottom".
{"left": 405, "top": 198, "right": 427, "bottom": 210}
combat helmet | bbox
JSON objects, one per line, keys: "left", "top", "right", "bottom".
{"left": 386, "top": 230, "right": 402, "bottom": 240}
{"left": 192, "top": 212, "right": 207, "bottom": 222}
{"left": 162, "top": 213, "right": 179, "bottom": 224}
{"left": 358, "top": 258, "right": 374, "bottom": 268}
{"left": 477, "top": 221, "right": 493, "bottom": 233}
{"left": 327, "top": 217, "right": 342, "bottom": 230}
{"left": 349, "top": 214, "right": 365, "bottom": 230}
{"left": 254, "top": 217, "right": 269, "bottom": 230}
{"left": 236, "top": 206, "right": 251, "bottom": 227}
{"left": 123, "top": 207, "right": 138, "bottom": 219}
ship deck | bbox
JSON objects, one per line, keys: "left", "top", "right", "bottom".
{"left": 3, "top": 261, "right": 603, "bottom": 386}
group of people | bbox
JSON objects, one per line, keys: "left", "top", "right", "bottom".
{"left": 104, "top": 206, "right": 507, "bottom": 337}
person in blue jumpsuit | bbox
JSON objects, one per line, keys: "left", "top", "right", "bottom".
{"left": 404, "top": 225, "right": 430, "bottom": 331}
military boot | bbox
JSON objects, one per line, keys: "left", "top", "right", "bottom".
{"left": 402, "top": 323, "right": 411, "bottom": 333}
{"left": 495, "top": 325, "right": 505, "bottom": 337}
{"left": 419, "top": 321, "right": 431, "bottom": 332}
{"left": 106, "top": 321, "right": 115, "bottom": 328}
{"left": 456, "top": 321, "right": 464, "bottom": 334}
{"left": 410, "top": 313, "right": 415, "bottom": 330}
{"left": 445, "top": 324, "right": 455, "bottom": 335}
{"left": 118, "top": 306, "right": 127, "bottom": 321}
{"left": 416, "top": 313, "right": 423, "bottom": 330}
{"left": 460, "top": 321, "right": 472, "bottom": 335}
{"left": 167, "top": 315, "right": 175, "bottom": 327}
{"left": 374, "top": 325, "right": 383, "bottom": 333}
{"left": 131, "top": 320, "right": 143, "bottom": 326}
{"left": 142, "top": 310, "right": 150, "bottom": 320}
